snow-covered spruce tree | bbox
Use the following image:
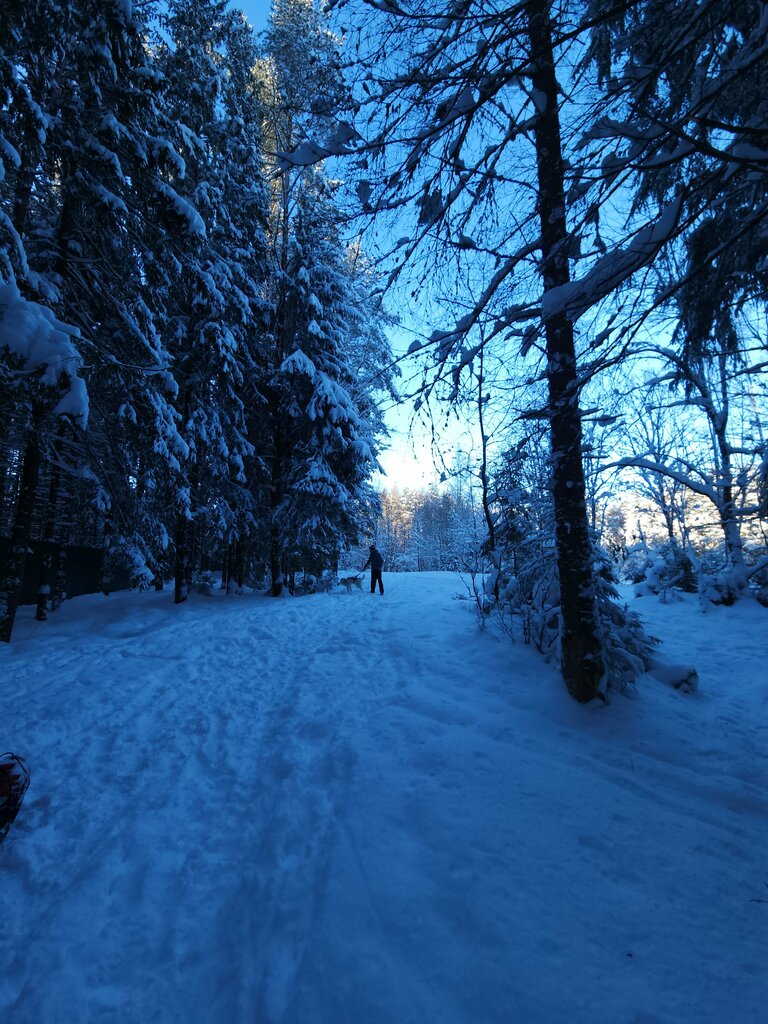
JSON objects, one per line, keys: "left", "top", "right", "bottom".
{"left": 260, "top": 0, "right": 394, "bottom": 595}
{"left": 153, "top": 0, "right": 272, "bottom": 603}
{"left": 0, "top": 0, "right": 204, "bottom": 614}
{"left": 586, "top": 0, "right": 768, "bottom": 598}
{"left": 0, "top": 1, "right": 56, "bottom": 281}
{"left": 0, "top": 1, "right": 99, "bottom": 639}
{"left": 272, "top": 183, "right": 389, "bottom": 579}
{"left": 201, "top": 10, "right": 274, "bottom": 591}
{"left": 1, "top": 1, "right": 277, "bottom": 625}
{"left": 35, "top": 0, "right": 190, "bottom": 594}
{"left": 261, "top": 0, "right": 343, "bottom": 596}
{"left": 0, "top": 287, "right": 86, "bottom": 641}
{"left": 0, "top": 2, "right": 50, "bottom": 639}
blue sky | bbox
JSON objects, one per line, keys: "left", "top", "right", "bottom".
{"left": 239, "top": 2, "right": 269, "bottom": 34}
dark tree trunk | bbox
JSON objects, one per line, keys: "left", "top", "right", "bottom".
{"left": 476, "top": 348, "right": 499, "bottom": 601}
{"left": 35, "top": 546, "right": 51, "bottom": 622}
{"left": 234, "top": 539, "right": 245, "bottom": 591}
{"left": 173, "top": 389, "right": 192, "bottom": 605}
{"left": 35, "top": 424, "right": 67, "bottom": 620}
{"left": 173, "top": 510, "right": 189, "bottom": 604}
{"left": 269, "top": 414, "right": 285, "bottom": 597}
{"left": 712, "top": 401, "right": 746, "bottom": 578}
{"left": 0, "top": 421, "right": 42, "bottom": 643}
{"left": 268, "top": 172, "right": 297, "bottom": 600}
{"left": 222, "top": 543, "right": 231, "bottom": 591}
{"left": 51, "top": 546, "right": 67, "bottom": 611}
{"left": 224, "top": 538, "right": 244, "bottom": 593}
{"left": 526, "top": 0, "right": 605, "bottom": 702}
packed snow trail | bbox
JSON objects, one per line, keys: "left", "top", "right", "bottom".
{"left": 1, "top": 574, "right": 767, "bottom": 1023}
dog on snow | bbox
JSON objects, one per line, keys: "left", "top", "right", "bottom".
{"left": 338, "top": 575, "right": 363, "bottom": 593}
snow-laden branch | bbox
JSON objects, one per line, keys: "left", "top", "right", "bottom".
{"left": 155, "top": 182, "right": 206, "bottom": 237}
{"left": 0, "top": 281, "right": 88, "bottom": 425}
{"left": 276, "top": 123, "right": 362, "bottom": 171}
{"left": 606, "top": 455, "right": 717, "bottom": 504}
{"left": 542, "top": 195, "right": 685, "bottom": 322}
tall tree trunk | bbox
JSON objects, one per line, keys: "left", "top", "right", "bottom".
{"left": 0, "top": 414, "right": 43, "bottom": 643}
{"left": 716, "top": 449, "right": 747, "bottom": 579}
{"left": 51, "top": 547, "right": 67, "bottom": 612}
{"left": 270, "top": 412, "right": 285, "bottom": 597}
{"left": 710, "top": 370, "right": 747, "bottom": 580}
{"left": 0, "top": 420, "right": 13, "bottom": 537}
{"left": 269, "top": 180, "right": 293, "bottom": 600}
{"left": 173, "top": 510, "right": 189, "bottom": 604}
{"left": 476, "top": 348, "right": 499, "bottom": 600}
{"left": 35, "top": 548, "right": 52, "bottom": 621}
{"left": 35, "top": 423, "right": 68, "bottom": 620}
{"left": 174, "top": 389, "right": 192, "bottom": 604}
{"left": 222, "top": 542, "right": 231, "bottom": 592}
{"left": 234, "top": 538, "right": 245, "bottom": 592}
{"left": 526, "top": 0, "right": 605, "bottom": 702}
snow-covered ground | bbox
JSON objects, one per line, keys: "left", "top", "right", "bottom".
{"left": 1, "top": 573, "right": 767, "bottom": 1023}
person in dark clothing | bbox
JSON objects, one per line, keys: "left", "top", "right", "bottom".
{"left": 362, "top": 544, "right": 384, "bottom": 594}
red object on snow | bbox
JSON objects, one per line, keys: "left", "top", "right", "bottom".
{"left": 0, "top": 753, "right": 30, "bottom": 843}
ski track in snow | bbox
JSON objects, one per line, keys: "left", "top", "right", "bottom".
{"left": 2, "top": 591, "right": 375, "bottom": 1022}
{"left": 1, "top": 574, "right": 767, "bottom": 1023}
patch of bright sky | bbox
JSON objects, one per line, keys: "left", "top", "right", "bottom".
{"left": 373, "top": 323, "right": 480, "bottom": 491}
{"left": 238, "top": 2, "right": 269, "bottom": 34}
